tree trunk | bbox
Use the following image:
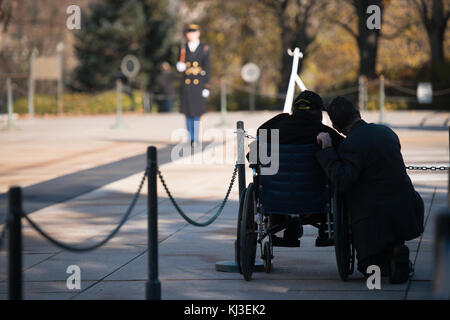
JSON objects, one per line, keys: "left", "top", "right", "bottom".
{"left": 354, "top": 0, "right": 382, "bottom": 79}
{"left": 423, "top": 0, "right": 448, "bottom": 75}
{"left": 428, "top": 29, "right": 445, "bottom": 64}
{"left": 279, "top": 19, "right": 298, "bottom": 93}
{"left": 278, "top": 6, "right": 311, "bottom": 93}
{"left": 357, "top": 30, "right": 380, "bottom": 79}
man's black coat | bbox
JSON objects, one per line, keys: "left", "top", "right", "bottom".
{"left": 316, "top": 120, "right": 424, "bottom": 261}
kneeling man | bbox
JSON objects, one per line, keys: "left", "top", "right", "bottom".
{"left": 316, "top": 97, "right": 424, "bottom": 284}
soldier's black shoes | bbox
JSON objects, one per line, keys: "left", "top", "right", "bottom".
{"left": 389, "top": 244, "right": 413, "bottom": 284}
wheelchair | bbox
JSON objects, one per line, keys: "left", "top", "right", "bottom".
{"left": 236, "top": 143, "right": 355, "bottom": 281}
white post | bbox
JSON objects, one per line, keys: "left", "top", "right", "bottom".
{"left": 282, "top": 48, "right": 307, "bottom": 114}
{"left": 28, "top": 48, "right": 38, "bottom": 119}
{"left": 149, "top": 92, "right": 153, "bottom": 113}
{"left": 358, "top": 75, "right": 366, "bottom": 110}
{"left": 379, "top": 75, "right": 385, "bottom": 124}
{"left": 6, "top": 78, "right": 14, "bottom": 129}
{"left": 364, "top": 77, "right": 368, "bottom": 110}
{"left": 143, "top": 92, "right": 150, "bottom": 113}
{"left": 249, "top": 82, "right": 256, "bottom": 112}
{"left": 220, "top": 79, "right": 227, "bottom": 125}
{"left": 56, "top": 42, "right": 64, "bottom": 116}
{"left": 112, "top": 78, "right": 125, "bottom": 129}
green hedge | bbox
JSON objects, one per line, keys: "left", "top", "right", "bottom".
{"left": 13, "top": 91, "right": 146, "bottom": 115}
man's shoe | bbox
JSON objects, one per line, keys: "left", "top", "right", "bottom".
{"left": 284, "top": 223, "right": 303, "bottom": 240}
{"left": 315, "top": 236, "right": 334, "bottom": 247}
{"left": 389, "top": 245, "right": 412, "bottom": 284}
{"left": 272, "top": 234, "right": 300, "bottom": 247}
{"left": 315, "top": 227, "right": 334, "bottom": 247}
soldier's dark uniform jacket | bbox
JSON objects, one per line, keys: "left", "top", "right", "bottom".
{"left": 180, "top": 43, "right": 210, "bottom": 117}
{"left": 316, "top": 120, "right": 424, "bottom": 262}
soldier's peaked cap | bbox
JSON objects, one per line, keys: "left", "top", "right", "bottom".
{"left": 185, "top": 24, "right": 200, "bottom": 31}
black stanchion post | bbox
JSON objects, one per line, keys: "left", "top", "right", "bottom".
{"left": 237, "top": 121, "right": 246, "bottom": 202}
{"left": 433, "top": 126, "right": 450, "bottom": 298}
{"left": 146, "top": 146, "right": 161, "bottom": 300}
{"left": 433, "top": 209, "right": 450, "bottom": 299}
{"left": 8, "top": 186, "right": 22, "bottom": 300}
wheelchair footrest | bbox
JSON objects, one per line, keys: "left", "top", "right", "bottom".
{"left": 315, "top": 237, "right": 334, "bottom": 247}
{"left": 272, "top": 236, "right": 300, "bottom": 248}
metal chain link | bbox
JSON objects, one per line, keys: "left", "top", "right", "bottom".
{"left": 233, "top": 130, "right": 256, "bottom": 140}
{"left": 22, "top": 167, "right": 149, "bottom": 252}
{"left": 406, "top": 165, "right": 449, "bottom": 171}
{"left": 158, "top": 164, "right": 238, "bottom": 227}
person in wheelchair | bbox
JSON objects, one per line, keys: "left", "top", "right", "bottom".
{"left": 249, "top": 90, "right": 343, "bottom": 247}
{"left": 316, "top": 97, "right": 424, "bottom": 284}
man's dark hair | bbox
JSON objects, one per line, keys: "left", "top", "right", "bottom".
{"left": 327, "top": 96, "right": 360, "bottom": 131}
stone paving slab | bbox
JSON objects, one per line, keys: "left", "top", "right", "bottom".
{"left": 73, "top": 280, "right": 407, "bottom": 300}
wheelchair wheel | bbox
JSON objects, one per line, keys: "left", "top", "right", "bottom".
{"left": 235, "top": 188, "right": 247, "bottom": 274}
{"left": 333, "top": 190, "right": 353, "bottom": 281}
{"left": 239, "top": 183, "right": 258, "bottom": 281}
{"left": 262, "top": 241, "right": 273, "bottom": 273}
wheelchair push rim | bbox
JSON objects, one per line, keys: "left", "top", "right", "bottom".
{"left": 333, "top": 190, "right": 354, "bottom": 281}
{"left": 239, "top": 183, "right": 258, "bottom": 281}
{"left": 235, "top": 188, "right": 247, "bottom": 274}
{"left": 262, "top": 240, "right": 273, "bottom": 273}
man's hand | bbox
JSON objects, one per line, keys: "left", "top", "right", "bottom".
{"left": 316, "top": 132, "right": 332, "bottom": 149}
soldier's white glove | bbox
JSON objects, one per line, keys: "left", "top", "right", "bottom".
{"left": 202, "top": 89, "right": 210, "bottom": 98}
{"left": 176, "top": 61, "right": 186, "bottom": 72}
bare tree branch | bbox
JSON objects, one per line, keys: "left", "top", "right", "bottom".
{"left": 381, "top": 21, "right": 415, "bottom": 40}
{"left": 328, "top": 15, "right": 358, "bottom": 39}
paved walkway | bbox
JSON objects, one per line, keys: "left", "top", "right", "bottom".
{"left": 0, "top": 111, "right": 448, "bottom": 299}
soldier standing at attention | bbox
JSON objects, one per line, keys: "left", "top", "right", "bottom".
{"left": 176, "top": 23, "right": 211, "bottom": 148}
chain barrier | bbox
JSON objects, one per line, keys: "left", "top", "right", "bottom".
{"left": 233, "top": 130, "right": 256, "bottom": 140}
{"left": 320, "top": 86, "right": 359, "bottom": 98}
{"left": 433, "top": 87, "right": 450, "bottom": 97}
{"left": 158, "top": 164, "right": 238, "bottom": 227}
{"left": 21, "top": 167, "right": 149, "bottom": 252}
{"left": 406, "top": 165, "right": 449, "bottom": 171}
{"left": 385, "top": 80, "right": 450, "bottom": 97}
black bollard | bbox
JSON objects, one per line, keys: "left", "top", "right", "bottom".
{"left": 146, "top": 146, "right": 161, "bottom": 300}
{"left": 237, "top": 121, "right": 246, "bottom": 203}
{"left": 433, "top": 209, "right": 450, "bottom": 299}
{"left": 8, "top": 186, "right": 22, "bottom": 300}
